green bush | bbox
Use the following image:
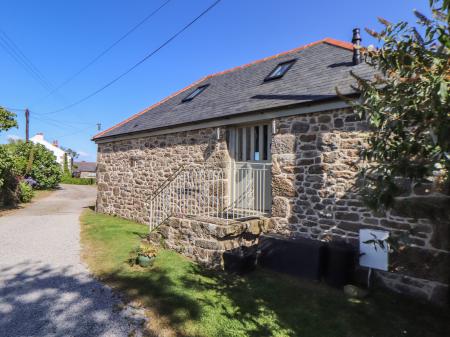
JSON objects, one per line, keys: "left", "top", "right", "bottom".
{"left": 18, "top": 181, "right": 34, "bottom": 203}
{"left": 5, "top": 141, "right": 62, "bottom": 189}
{"left": 0, "top": 146, "right": 20, "bottom": 206}
{"left": 61, "top": 176, "right": 96, "bottom": 185}
{"left": 0, "top": 106, "right": 19, "bottom": 206}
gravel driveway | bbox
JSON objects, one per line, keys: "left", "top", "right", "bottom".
{"left": 0, "top": 184, "right": 144, "bottom": 337}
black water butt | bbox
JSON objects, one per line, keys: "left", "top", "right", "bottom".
{"left": 323, "top": 241, "right": 357, "bottom": 288}
{"left": 257, "top": 234, "right": 326, "bottom": 281}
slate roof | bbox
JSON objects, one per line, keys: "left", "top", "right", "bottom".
{"left": 73, "top": 161, "right": 97, "bottom": 173}
{"left": 94, "top": 38, "right": 376, "bottom": 140}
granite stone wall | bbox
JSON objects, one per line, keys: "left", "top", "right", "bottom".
{"left": 96, "top": 128, "right": 229, "bottom": 224}
{"left": 270, "top": 107, "right": 449, "bottom": 305}
{"left": 96, "top": 107, "right": 448, "bottom": 305}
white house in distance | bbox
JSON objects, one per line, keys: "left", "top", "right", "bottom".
{"left": 30, "top": 133, "right": 71, "bottom": 169}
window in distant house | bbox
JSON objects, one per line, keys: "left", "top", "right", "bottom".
{"left": 182, "top": 84, "right": 209, "bottom": 102}
{"left": 264, "top": 59, "right": 296, "bottom": 81}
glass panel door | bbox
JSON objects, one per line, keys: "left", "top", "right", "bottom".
{"left": 229, "top": 123, "right": 272, "bottom": 215}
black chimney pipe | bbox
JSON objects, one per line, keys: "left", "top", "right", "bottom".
{"left": 352, "top": 28, "right": 362, "bottom": 65}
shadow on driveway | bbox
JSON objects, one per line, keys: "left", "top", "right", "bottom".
{"left": 0, "top": 261, "right": 139, "bottom": 337}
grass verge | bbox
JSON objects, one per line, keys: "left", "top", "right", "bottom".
{"left": 80, "top": 208, "right": 450, "bottom": 337}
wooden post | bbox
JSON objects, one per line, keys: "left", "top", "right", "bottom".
{"left": 25, "top": 108, "right": 30, "bottom": 142}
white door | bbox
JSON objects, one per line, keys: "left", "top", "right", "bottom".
{"left": 229, "top": 123, "right": 272, "bottom": 216}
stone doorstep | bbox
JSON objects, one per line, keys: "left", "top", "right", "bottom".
{"left": 148, "top": 215, "right": 271, "bottom": 269}
{"left": 183, "top": 215, "right": 270, "bottom": 239}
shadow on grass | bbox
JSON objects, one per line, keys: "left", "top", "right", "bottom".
{"left": 93, "top": 257, "right": 450, "bottom": 337}
{"left": 102, "top": 270, "right": 201, "bottom": 329}
{"left": 80, "top": 209, "right": 450, "bottom": 337}
{"left": 178, "top": 263, "right": 450, "bottom": 337}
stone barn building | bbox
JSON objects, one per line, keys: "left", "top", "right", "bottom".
{"left": 93, "top": 37, "right": 448, "bottom": 305}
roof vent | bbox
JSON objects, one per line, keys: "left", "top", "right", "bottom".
{"left": 352, "top": 28, "right": 362, "bottom": 65}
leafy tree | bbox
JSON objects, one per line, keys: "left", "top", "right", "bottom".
{"left": 60, "top": 147, "right": 78, "bottom": 173}
{"left": 0, "top": 106, "right": 18, "bottom": 189}
{"left": 0, "top": 106, "right": 19, "bottom": 205}
{"left": 62, "top": 148, "right": 79, "bottom": 160}
{"left": 0, "top": 146, "right": 13, "bottom": 188}
{"left": 0, "top": 146, "right": 19, "bottom": 205}
{"left": 347, "top": 0, "right": 449, "bottom": 210}
{"left": 0, "top": 106, "right": 17, "bottom": 132}
{"left": 63, "top": 153, "right": 70, "bottom": 176}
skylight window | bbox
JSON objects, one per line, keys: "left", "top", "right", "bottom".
{"left": 264, "top": 60, "right": 296, "bottom": 81}
{"left": 182, "top": 84, "right": 209, "bottom": 102}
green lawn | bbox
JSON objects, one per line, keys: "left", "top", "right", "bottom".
{"left": 80, "top": 209, "right": 450, "bottom": 337}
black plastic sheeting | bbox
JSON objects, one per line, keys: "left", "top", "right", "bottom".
{"left": 257, "top": 234, "right": 326, "bottom": 281}
{"left": 222, "top": 234, "right": 358, "bottom": 287}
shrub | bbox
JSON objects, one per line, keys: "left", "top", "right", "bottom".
{"left": 18, "top": 181, "right": 34, "bottom": 203}
{"left": 1, "top": 174, "right": 19, "bottom": 206}
{"left": 344, "top": 2, "right": 449, "bottom": 210}
{"left": 61, "top": 176, "right": 96, "bottom": 185}
{"left": 6, "top": 141, "right": 62, "bottom": 189}
{"left": 0, "top": 145, "right": 14, "bottom": 190}
{"left": 0, "top": 146, "right": 20, "bottom": 206}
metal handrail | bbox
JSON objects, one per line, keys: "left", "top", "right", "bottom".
{"left": 148, "top": 161, "right": 272, "bottom": 230}
{"left": 146, "top": 161, "right": 220, "bottom": 202}
{"left": 147, "top": 164, "right": 187, "bottom": 202}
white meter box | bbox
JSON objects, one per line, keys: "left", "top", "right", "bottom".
{"left": 359, "top": 229, "right": 389, "bottom": 271}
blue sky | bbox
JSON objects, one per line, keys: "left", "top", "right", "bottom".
{"left": 0, "top": 0, "right": 430, "bottom": 161}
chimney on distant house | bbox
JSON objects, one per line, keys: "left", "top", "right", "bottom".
{"left": 352, "top": 28, "right": 362, "bottom": 65}
{"left": 34, "top": 133, "right": 44, "bottom": 141}
{"left": 52, "top": 140, "right": 59, "bottom": 147}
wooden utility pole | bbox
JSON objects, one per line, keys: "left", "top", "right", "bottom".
{"left": 25, "top": 108, "right": 30, "bottom": 142}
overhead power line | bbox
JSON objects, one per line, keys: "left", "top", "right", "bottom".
{"left": 0, "top": 31, "right": 52, "bottom": 91}
{"left": 35, "top": 0, "right": 172, "bottom": 105}
{"left": 29, "top": 111, "right": 99, "bottom": 140}
{"left": 2, "top": 106, "right": 96, "bottom": 132}
{"left": 0, "top": 29, "right": 63, "bottom": 102}
{"left": 43, "top": 116, "right": 93, "bottom": 126}
{"left": 30, "top": 114, "right": 79, "bottom": 129}
{"left": 41, "top": 0, "right": 222, "bottom": 115}
{"left": 30, "top": 114, "right": 95, "bottom": 139}
{"left": 31, "top": 113, "right": 94, "bottom": 126}
{"left": 54, "top": 125, "right": 94, "bottom": 139}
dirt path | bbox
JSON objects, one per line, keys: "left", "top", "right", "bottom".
{"left": 0, "top": 184, "right": 144, "bottom": 337}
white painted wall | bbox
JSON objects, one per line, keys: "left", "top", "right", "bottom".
{"left": 30, "top": 133, "right": 71, "bottom": 169}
